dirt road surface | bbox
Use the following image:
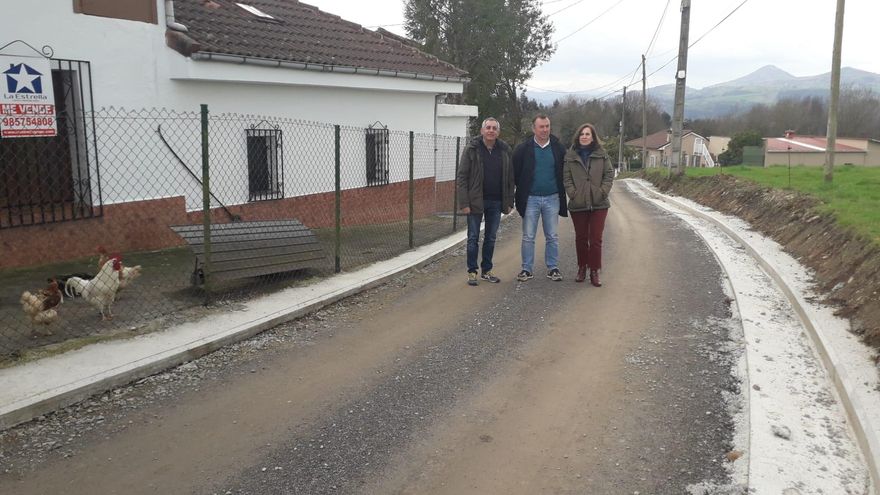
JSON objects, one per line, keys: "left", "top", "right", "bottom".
{"left": 0, "top": 187, "right": 742, "bottom": 494}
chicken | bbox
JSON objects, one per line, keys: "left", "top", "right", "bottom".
{"left": 21, "top": 279, "right": 63, "bottom": 326}
{"left": 95, "top": 246, "right": 141, "bottom": 298}
{"left": 118, "top": 265, "right": 142, "bottom": 292}
{"left": 66, "top": 258, "right": 121, "bottom": 320}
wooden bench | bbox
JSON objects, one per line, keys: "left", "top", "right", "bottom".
{"left": 170, "top": 220, "right": 326, "bottom": 285}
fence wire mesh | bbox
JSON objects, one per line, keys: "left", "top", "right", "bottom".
{"left": 0, "top": 106, "right": 468, "bottom": 359}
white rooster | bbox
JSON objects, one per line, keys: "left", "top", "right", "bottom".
{"left": 64, "top": 258, "right": 122, "bottom": 320}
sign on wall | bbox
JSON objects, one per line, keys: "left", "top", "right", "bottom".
{"left": 0, "top": 55, "right": 57, "bottom": 138}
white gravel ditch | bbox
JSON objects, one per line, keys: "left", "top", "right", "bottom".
{"left": 625, "top": 178, "right": 876, "bottom": 495}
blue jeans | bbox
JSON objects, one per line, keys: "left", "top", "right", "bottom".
{"left": 521, "top": 194, "right": 559, "bottom": 273}
{"left": 466, "top": 199, "right": 503, "bottom": 273}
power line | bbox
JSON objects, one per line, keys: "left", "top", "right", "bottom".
{"left": 555, "top": 0, "right": 627, "bottom": 43}
{"left": 524, "top": 62, "right": 640, "bottom": 96}
{"left": 541, "top": 0, "right": 752, "bottom": 97}
{"left": 547, "top": 0, "right": 587, "bottom": 17}
{"left": 644, "top": 0, "right": 673, "bottom": 58}
{"left": 687, "top": 0, "right": 750, "bottom": 48}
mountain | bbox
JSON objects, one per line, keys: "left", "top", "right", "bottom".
{"left": 650, "top": 65, "right": 880, "bottom": 119}
{"left": 526, "top": 65, "right": 880, "bottom": 119}
{"left": 707, "top": 64, "right": 796, "bottom": 87}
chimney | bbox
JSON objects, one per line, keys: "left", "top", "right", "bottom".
{"left": 784, "top": 129, "right": 796, "bottom": 139}
{"left": 666, "top": 129, "right": 672, "bottom": 143}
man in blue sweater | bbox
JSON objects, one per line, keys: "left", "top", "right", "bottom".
{"left": 512, "top": 114, "right": 568, "bottom": 282}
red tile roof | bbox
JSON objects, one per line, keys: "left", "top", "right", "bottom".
{"left": 625, "top": 130, "right": 701, "bottom": 149}
{"left": 766, "top": 136, "right": 864, "bottom": 153}
{"left": 625, "top": 130, "right": 669, "bottom": 149}
{"left": 171, "top": 0, "right": 468, "bottom": 79}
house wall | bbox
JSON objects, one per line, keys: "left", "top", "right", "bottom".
{"left": 1, "top": 1, "right": 470, "bottom": 269}
{"left": 708, "top": 136, "right": 730, "bottom": 157}
{"left": 2, "top": 177, "right": 448, "bottom": 269}
{"left": 764, "top": 151, "right": 866, "bottom": 167}
{"left": 866, "top": 141, "right": 880, "bottom": 167}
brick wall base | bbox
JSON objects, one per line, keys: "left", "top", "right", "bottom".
{"left": 2, "top": 178, "right": 450, "bottom": 269}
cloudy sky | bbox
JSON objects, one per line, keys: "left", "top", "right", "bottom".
{"left": 303, "top": 0, "right": 878, "bottom": 97}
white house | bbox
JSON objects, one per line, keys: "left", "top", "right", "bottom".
{"left": 0, "top": 0, "right": 475, "bottom": 268}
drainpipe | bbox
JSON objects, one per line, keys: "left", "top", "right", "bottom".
{"left": 165, "top": 0, "right": 188, "bottom": 32}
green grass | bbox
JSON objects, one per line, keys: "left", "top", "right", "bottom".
{"left": 682, "top": 165, "right": 880, "bottom": 245}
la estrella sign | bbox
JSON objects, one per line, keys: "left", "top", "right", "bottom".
{"left": 0, "top": 55, "right": 57, "bottom": 138}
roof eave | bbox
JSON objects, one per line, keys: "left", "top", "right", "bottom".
{"left": 189, "top": 51, "right": 470, "bottom": 84}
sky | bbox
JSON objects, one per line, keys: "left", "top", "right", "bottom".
{"left": 302, "top": 0, "right": 879, "bottom": 98}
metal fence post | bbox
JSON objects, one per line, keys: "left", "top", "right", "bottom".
{"left": 409, "top": 131, "right": 414, "bottom": 249}
{"left": 452, "top": 136, "right": 460, "bottom": 232}
{"left": 334, "top": 125, "right": 341, "bottom": 273}
{"left": 200, "top": 104, "right": 212, "bottom": 299}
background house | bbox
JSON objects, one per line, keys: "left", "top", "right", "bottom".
{"left": 626, "top": 129, "right": 714, "bottom": 168}
{"left": 1, "top": 0, "right": 475, "bottom": 268}
{"left": 764, "top": 131, "right": 873, "bottom": 167}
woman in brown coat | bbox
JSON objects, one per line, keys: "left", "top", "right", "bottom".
{"left": 562, "top": 123, "right": 614, "bottom": 286}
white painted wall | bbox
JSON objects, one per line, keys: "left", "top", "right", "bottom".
{"left": 2, "top": 1, "right": 468, "bottom": 210}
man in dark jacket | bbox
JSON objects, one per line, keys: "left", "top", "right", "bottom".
{"left": 456, "top": 117, "right": 515, "bottom": 286}
{"left": 512, "top": 114, "right": 568, "bottom": 282}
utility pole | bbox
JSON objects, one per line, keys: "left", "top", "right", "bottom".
{"left": 824, "top": 0, "right": 845, "bottom": 183}
{"left": 641, "top": 54, "right": 647, "bottom": 169}
{"left": 618, "top": 85, "right": 626, "bottom": 172}
{"left": 670, "top": 0, "right": 691, "bottom": 176}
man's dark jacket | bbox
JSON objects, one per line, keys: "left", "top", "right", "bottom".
{"left": 512, "top": 134, "right": 568, "bottom": 217}
{"left": 456, "top": 137, "right": 514, "bottom": 214}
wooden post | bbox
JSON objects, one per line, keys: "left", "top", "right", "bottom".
{"left": 824, "top": 0, "right": 846, "bottom": 183}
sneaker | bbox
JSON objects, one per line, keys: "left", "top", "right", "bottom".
{"left": 467, "top": 272, "right": 479, "bottom": 286}
{"left": 480, "top": 271, "right": 501, "bottom": 283}
{"left": 547, "top": 268, "right": 563, "bottom": 281}
{"left": 516, "top": 270, "right": 533, "bottom": 282}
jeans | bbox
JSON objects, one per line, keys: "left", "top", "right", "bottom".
{"left": 466, "top": 199, "right": 503, "bottom": 273}
{"left": 521, "top": 194, "right": 559, "bottom": 273}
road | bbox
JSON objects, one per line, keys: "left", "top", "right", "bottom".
{"left": 0, "top": 187, "right": 743, "bottom": 494}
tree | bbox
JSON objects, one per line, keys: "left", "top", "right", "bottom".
{"left": 404, "top": 0, "right": 555, "bottom": 140}
{"left": 718, "top": 130, "right": 763, "bottom": 165}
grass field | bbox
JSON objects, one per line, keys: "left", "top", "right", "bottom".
{"left": 650, "top": 165, "right": 880, "bottom": 245}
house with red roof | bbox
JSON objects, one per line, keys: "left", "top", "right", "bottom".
{"left": 625, "top": 129, "right": 714, "bottom": 168}
{"left": 764, "top": 131, "right": 878, "bottom": 167}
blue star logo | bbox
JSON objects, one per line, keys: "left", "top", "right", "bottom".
{"left": 4, "top": 63, "right": 43, "bottom": 94}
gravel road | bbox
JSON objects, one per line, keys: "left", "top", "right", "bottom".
{"left": 0, "top": 186, "right": 744, "bottom": 494}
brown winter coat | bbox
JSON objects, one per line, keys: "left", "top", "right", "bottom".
{"left": 562, "top": 148, "right": 614, "bottom": 212}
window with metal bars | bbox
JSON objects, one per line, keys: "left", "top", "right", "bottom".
{"left": 246, "top": 127, "right": 283, "bottom": 201}
{"left": 0, "top": 58, "right": 101, "bottom": 229}
{"left": 365, "top": 124, "right": 389, "bottom": 187}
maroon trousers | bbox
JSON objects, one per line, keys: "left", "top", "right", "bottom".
{"left": 570, "top": 209, "right": 608, "bottom": 270}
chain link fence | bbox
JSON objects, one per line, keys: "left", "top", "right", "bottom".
{"left": 1, "top": 106, "right": 468, "bottom": 360}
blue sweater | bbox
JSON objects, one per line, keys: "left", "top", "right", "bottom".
{"left": 531, "top": 142, "right": 557, "bottom": 196}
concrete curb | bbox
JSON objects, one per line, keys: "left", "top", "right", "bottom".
{"left": 0, "top": 223, "right": 484, "bottom": 430}
{"left": 625, "top": 179, "right": 879, "bottom": 493}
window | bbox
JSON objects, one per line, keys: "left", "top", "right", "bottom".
{"left": 72, "top": 0, "right": 158, "bottom": 24}
{"left": 246, "top": 127, "right": 283, "bottom": 201}
{"left": 365, "top": 124, "right": 389, "bottom": 187}
{"left": 1, "top": 59, "right": 102, "bottom": 229}
{"left": 236, "top": 3, "right": 276, "bottom": 20}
